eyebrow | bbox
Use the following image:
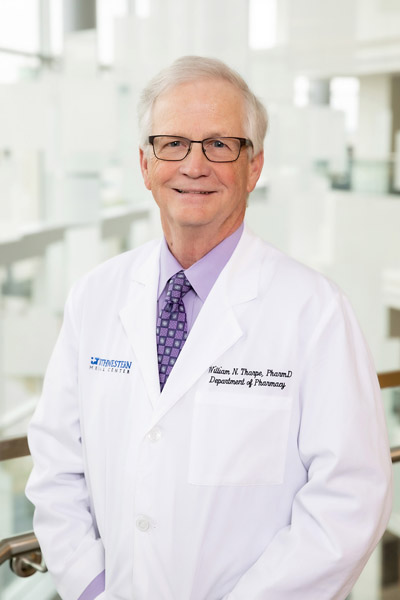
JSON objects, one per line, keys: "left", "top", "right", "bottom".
{"left": 160, "top": 133, "right": 235, "bottom": 139}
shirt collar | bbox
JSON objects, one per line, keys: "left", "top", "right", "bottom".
{"left": 158, "top": 223, "right": 244, "bottom": 302}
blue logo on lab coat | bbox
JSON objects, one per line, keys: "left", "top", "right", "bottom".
{"left": 89, "top": 356, "right": 132, "bottom": 373}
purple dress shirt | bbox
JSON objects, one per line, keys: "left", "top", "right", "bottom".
{"left": 77, "top": 571, "right": 105, "bottom": 600}
{"left": 158, "top": 223, "right": 244, "bottom": 332}
{"left": 77, "top": 224, "right": 243, "bottom": 600}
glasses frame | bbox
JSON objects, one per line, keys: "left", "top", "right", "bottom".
{"left": 148, "top": 135, "right": 253, "bottom": 163}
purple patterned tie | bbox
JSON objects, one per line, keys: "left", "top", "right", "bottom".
{"left": 156, "top": 271, "right": 192, "bottom": 391}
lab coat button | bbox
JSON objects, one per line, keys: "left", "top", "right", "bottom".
{"left": 136, "top": 516, "right": 151, "bottom": 532}
{"left": 147, "top": 427, "right": 163, "bottom": 443}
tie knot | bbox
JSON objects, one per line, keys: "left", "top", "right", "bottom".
{"left": 166, "top": 270, "right": 191, "bottom": 304}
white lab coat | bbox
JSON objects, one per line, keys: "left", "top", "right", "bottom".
{"left": 26, "top": 226, "right": 392, "bottom": 600}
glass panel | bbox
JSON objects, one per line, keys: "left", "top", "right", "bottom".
{"left": 313, "top": 157, "right": 398, "bottom": 195}
{"left": 0, "top": 454, "right": 60, "bottom": 599}
{"left": 0, "top": 456, "right": 33, "bottom": 538}
{"left": 327, "top": 388, "right": 400, "bottom": 599}
{"left": 0, "top": 52, "right": 40, "bottom": 84}
{"left": 0, "top": 560, "right": 60, "bottom": 600}
{"left": 351, "top": 159, "right": 393, "bottom": 195}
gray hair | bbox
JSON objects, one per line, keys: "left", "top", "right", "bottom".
{"left": 138, "top": 55, "right": 268, "bottom": 155}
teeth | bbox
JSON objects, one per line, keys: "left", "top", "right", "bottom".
{"left": 177, "top": 190, "right": 210, "bottom": 194}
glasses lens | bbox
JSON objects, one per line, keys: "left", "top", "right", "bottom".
{"left": 153, "top": 136, "right": 190, "bottom": 160}
{"left": 203, "top": 138, "right": 241, "bottom": 162}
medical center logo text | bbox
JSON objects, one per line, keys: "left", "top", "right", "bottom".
{"left": 90, "top": 356, "right": 132, "bottom": 374}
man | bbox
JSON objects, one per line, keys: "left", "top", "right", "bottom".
{"left": 26, "top": 56, "right": 392, "bottom": 600}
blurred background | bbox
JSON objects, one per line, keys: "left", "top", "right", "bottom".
{"left": 0, "top": 0, "right": 400, "bottom": 598}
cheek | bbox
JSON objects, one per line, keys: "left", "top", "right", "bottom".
{"left": 227, "top": 166, "right": 249, "bottom": 195}
{"left": 216, "top": 164, "right": 240, "bottom": 188}
{"left": 149, "top": 162, "right": 176, "bottom": 189}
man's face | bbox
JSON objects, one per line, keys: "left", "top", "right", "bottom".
{"left": 140, "top": 78, "right": 263, "bottom": 241}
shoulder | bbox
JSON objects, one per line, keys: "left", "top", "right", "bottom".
{"left": 67, "top": 238, "right": 160, "bottom": 305}
{"left": 242, "top": 226, "right": 340, "bottom": 301}
{"left": 240, "top": 227, "right": 348, "bottom": 333}
{"left": 241, "top": 229, "right": 369, "bottom": 367}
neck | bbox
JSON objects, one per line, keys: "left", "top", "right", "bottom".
{"left": 162, "top": 222, "right": 243, "bottom": 269}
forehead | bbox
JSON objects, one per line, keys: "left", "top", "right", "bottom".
{"left": 151, "top": 78, "right": 246, "bottom": 136}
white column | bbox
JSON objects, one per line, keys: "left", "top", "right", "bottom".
{"left": 354, "top": 74, "right": 392, "bottom": 160}
{"left": 352, "top": 74, "right": 392, "bottom": 193}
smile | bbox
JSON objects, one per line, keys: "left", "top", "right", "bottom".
{"left": 175, "top": 189, "right": 214, "bottom": 194}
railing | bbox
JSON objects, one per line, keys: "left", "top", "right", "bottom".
{"left": 378, "top": 370, "right": 400, "bottom": 390}
{"left": 0, "top": 532, "right": 46, "bottom": 577}
{"left": 0, "top": 203, "right": 151, "bottom": 267}
{"left": 379, "top": 370, "right": 400, "bottom": 464}
{"left": 1, "top": 369, "right": 400, "bottom": 578}
{"left": 0, "top": 435, "right": 30, "bottom": 461}
{"left": 0, "top": 437, "right": 45, "bottom": 577}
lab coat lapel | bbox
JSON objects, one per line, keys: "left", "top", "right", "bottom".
{"left": 153, "top": 229, "right": 263, "bottom": 423}
{"left": 119, "top": 243, "right": 161, "bottom": 408}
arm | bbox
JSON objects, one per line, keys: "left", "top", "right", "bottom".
{"left": 26, "top": 282, "right": 105, "bottom": 600}
{"left": 224, "top": 293, "right": 392, "bottom": 599}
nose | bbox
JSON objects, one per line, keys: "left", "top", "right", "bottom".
{"left": 179, "top": 142, "right": 212, "bottom": 178}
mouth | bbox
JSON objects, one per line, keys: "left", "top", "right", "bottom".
{"left": 174, "top": 189, "right": 214, "bottom": 195}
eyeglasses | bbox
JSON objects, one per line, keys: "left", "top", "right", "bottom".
{"left": 148, "top": 135, "right": 253, "bottom": 163}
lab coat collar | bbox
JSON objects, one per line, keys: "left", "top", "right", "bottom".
{"left": 119, "top": 241, "right": 162, "bottom": 409}
{"left": 152, "top": 225, "right": 270, "bottom": 423}
{"left": 119, "top": 226, "right": 275, "bottom": 421}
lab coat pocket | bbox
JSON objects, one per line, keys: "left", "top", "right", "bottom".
{"left": 188, "top": 393, "right": 292, "bottom": 486}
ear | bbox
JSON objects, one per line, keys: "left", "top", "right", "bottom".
{"left": 246, "top": 151, "right": 264, "bottom": 194}
{"left": 139, "top": 147, "right": 152, "bottom": 190}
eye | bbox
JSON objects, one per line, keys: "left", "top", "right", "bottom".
{"left": 160, "top": 137, "right": 190, "bottom": 151}
{"left": 210, "top": 139, "right": 228, "bottom": 149}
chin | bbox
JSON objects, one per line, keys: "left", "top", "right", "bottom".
{"left": 170, "top": 208, "right": 216, "bottom": 227}
{"left": 174, "top": 218, "right": 213, "bottom": 229}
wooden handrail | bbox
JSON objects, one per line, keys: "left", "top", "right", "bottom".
{"left": 378, "top": 370, "right": 400, "bottom": 389}
{"left": 0, "top": 370, "right": 399, "bottom": 464}
{"left": 0, "top": 435, "right": 30, "bottom": 461}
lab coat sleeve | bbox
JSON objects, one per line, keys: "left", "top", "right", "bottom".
{"left": 224, "top": 292, "right": 392, "bottom": 600}
{"left": 26, "top": 280, "right": 105, "bottom": 600}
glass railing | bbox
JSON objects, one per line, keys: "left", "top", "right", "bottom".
{"left": 0, "top": 445, "right": 58, "bottom": 599}
{"left": 350, "top": 371, "right": 400, "bottom": 599}
{"left": 1, "top": 371, "right": 400, "bottom": 599}
{"left": 314, "top": 157, "right": 400, "bottom": 196}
